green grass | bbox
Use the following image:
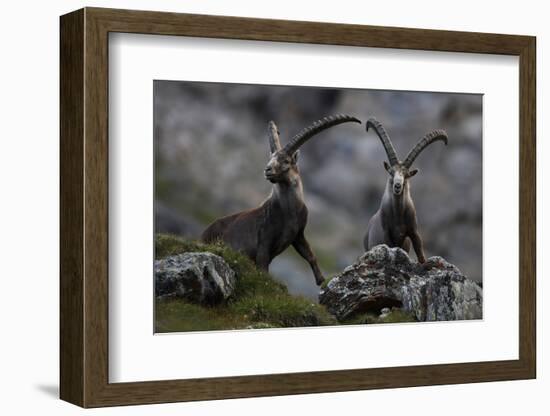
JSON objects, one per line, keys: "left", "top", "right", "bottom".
{"left": 155, "top": 234, "right": 336, "bottom": 332}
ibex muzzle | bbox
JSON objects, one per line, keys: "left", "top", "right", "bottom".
{"left": 202, "top": 114, "right": 361, "bottom": 285}
{"left": 364, "top": 117, "right": 448, "bottom": 263}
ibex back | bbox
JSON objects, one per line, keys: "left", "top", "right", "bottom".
{"left": 202, "top": 115, "right": 360, "bottom": 285}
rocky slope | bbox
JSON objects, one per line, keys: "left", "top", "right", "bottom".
{"left": 154, "top": 234, "right": 336, "bottom": 332}
{"left": 154, "top": 236, "right": 482, "bottom": 331}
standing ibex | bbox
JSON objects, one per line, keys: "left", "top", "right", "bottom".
{"left": 202, "top": 114, "right": 360, "bottom": 285}
{"left": 364, "top": 117, "right": 448, "bottom": 263}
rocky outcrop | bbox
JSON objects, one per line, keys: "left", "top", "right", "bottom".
{"left": 319, "top": 245, "right": 482, "bottom": 322}
{"left": 155, "top": 252, "right": 236, "bottom": 304}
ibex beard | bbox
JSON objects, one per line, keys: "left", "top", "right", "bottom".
{"left": 202, "top": 115, "right": 361, "bottom": 286}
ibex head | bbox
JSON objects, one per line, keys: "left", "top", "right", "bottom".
{"left": 264, "top": 115, "right": 361, "bottom": 184}
{"left": 366, "top": 117, "right": 448, "bottom": 196}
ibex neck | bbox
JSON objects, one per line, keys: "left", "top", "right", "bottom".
{"left": 271, "top": 176, "right": 305, "bottom": 210}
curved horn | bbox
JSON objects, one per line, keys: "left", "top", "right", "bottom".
{"left": 366, "top": 118, "right": 399, "bottom": 166}
{"left": 267, "top": 121, "right": 282, "bottom": 153}
{"left": 402, "top": 129, "right": 448, "bottom": 168}
{"left": 282, "top": 114, "right": 361, "bottom": 155}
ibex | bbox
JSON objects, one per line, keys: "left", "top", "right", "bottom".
{"left": 364, "top": 118, "right": 448, "bottom": 263}
{"left": 202, "top": 115, "right": 361, "bottom": 285}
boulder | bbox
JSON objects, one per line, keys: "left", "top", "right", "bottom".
{"left": 319, "top": 245, "right": 482, "bottom": 322}
{"left": 155, "top": 252, "right": 236, "bottom": 304}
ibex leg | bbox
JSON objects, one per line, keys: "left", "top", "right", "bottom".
{"left": 292, "top": 230, "right": 325, "bottom": 286}
{"left": 409, "top": 231, "right": 426, "bottom": 263}
{"left": 255, "top": 247, "right": 271, "bottom": 272}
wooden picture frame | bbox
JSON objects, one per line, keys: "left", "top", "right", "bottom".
{"left": 60, "top": 7, "right": 536, "bottom": 408}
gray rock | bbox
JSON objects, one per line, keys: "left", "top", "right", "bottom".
{"left": 155, "top": 252, "right": 236, "bottom": 304}
{"left": 379, "top": 307, "right": 391, "bottom": 318}
{"left": 319, "top": 245, "right": 482, "bottom": 322}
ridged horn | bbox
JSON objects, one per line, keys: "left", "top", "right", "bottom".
{"left": 366, "top": 118, "right": 399, "bottom": 166}
{"left": 267, "top": 121, "right": 282, "bottom": 153}
{"left": 282, "top": 114, "right": 361, "bottom": 155}
{"left": 402, "top": 129, "right": 448, "bottom": 168}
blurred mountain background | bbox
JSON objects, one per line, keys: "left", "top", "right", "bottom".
{"left": 154, "top": 80, "right": 482, "bottom": 300}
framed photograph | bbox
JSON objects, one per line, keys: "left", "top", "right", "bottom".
{"left": 60, "top": 7, "right": 536, "bottom": 408}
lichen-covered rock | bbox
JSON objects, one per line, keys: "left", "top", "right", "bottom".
{"left": 155, "top": 252, "right": 236, "bottom": 304}
{"left": 319, "top": 245, "right": 482, "bottom": 322}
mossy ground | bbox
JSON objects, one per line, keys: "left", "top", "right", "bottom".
{"left": 155, "top": 234, "right": 337, "bottom": 332}
{"left": 155, "top": 234, "right": 417, "bottom": 332}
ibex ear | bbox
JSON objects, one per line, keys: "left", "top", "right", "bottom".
{"left": 407, "top": 168, "right": 419, "bottom": 178}
{"left": 291, "top": 150, "right": 300, "bottom": 164}
{"left": 383, "top": 161, "right": 392, "bottom": 174}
